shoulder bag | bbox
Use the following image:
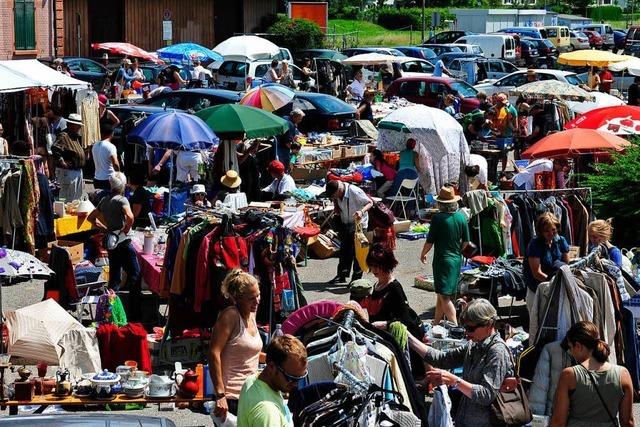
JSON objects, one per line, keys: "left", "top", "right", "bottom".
{"left": 582, "top": 365, "right": 619, "bottom": 427}
{"left": 485, "top": 339, "right": 533, "bottom": 427}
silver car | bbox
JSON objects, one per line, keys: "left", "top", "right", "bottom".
{"left": 570, "top": 31, "right": 590, "bottom": 51}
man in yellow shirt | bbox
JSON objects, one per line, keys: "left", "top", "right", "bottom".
{"left": 237, "top": 335, "right": 307, "bottom": 427}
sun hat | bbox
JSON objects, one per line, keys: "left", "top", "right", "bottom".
{"left": 526, "top": 69, "right": 536, "bottom": 76}
{"left": 191, "top": 184, "right": 206, "bottom": 195}
{"left": 220, "top": 170, "right": 242, "bottom": 189}
{"left": 98, "top": 94, "right": 108, "bottom": 106}
{"left": 290, "top": 108, "right": 305, "bottom": 118}
{"left": 122, "top": 58, "right": 132, "bottom": 65}
{"left": 435, "top": 186, "right": 461, "bottom": 204}
{"left": 268, "top": 160, "right": 285, "bottom": 175}
{"left": 102, "top": 53, "right": 109, "bottom": 60}
{"left": 66, "top": 113, "right": 84, "bottom": 126}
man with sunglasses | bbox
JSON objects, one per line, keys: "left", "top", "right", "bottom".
{"left": 237, "top": 335, "right": 307, "bottom": 427}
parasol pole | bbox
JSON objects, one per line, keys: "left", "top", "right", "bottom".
{"left": 168, "top": 150, "right": 174, "bottom": 217}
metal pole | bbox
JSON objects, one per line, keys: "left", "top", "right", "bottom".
{"left": 421, "top": 0, "right": 426, "bottom": 43}
{"left": 76, "top": 13, "right": 81, "bottom": 58}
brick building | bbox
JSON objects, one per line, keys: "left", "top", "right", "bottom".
{"left": 0, "top": 0, "right": 58, "bottom": 60}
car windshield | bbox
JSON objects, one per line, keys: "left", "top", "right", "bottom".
{"left": 303, "top": 95, "right": 353, "bottom": 113}
{"left": 564, "top": 74, "right": 584, "bottom": 86}
{"left": 421, "top": 48, "right": 437, "bottom": 59}
{"left": 450, "top": 81, "right": 478, "bottom": 98}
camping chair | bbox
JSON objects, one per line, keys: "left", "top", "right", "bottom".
{"left": 385, "top": 178, "right": 419, "bottom": 219}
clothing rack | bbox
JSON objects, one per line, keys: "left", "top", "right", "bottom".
{"left": 0, "top": 156, "right": 28, "bottom": 249}
{"left": 497, "top": 187, "right": 593, "bottom": 216}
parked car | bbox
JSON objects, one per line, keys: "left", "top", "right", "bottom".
{"left": 216, "top": 59, "right": 315, "bottom": 91}
{"left": 624, "top": 25, "right": 640, "bottom": 51}
{"left": 519, "top": 39, "right": 540, "bottom": 67}
{"left": 521, "top": 37, "right": 558, "bottom": 67}
{"left": 40, "top": 57, "right": 110, "bottom": 89}
{"left": 439, "top": 52, "right": 484, "bottom": 69}
{"left": 360, "top": 59, "right": 434, "bottom": 85}
{"left": 341, "top": 47, "right": 406, "bottom": 57}
{"left": 454, "top": 34, "right": 517, "bottom": 61}
{"left": 296, "top": 49, "right": 348, "bottom": 62}
{"left": 426, "top": 30, "right": 474, "bottom": 44}
{"left": 544, "top": 26, "right": 571, "bottom": 52}
{"left": 394, "top": 46, "right": 438, "bottom": 61}
{"left": 573, "top": 23, "right": 615, "bottom": 50}
{"left": 455, "top": 44, "right": 484, "bottom": 56}
{"left": 624, "top": 42, "right": 640, "bottom": 57}
{"left": 275, "top": 92, "right": 356, "bottom": 133}
{"left": 0, "top": 414, "right": 177, "bottom": 426}
{"left": 141, "top": 88, "right": 241, "bottom": 111}
{"left": 446, "top": 58, "right": 519, "bottom": 82}
{"left": 496, "top": 27, "right": 547, "bottom": 40}
{"left": 419, "top": 44, "right": 463, "bottom": 58}
{"left": 385, "top": 76, "right": 480, "bottom": 113}
{"left": 613, "top": 30, "right": 627, "bottom": 51}
{"left": 474, "top": 69, "right": 584, "bottom": 101}
{"left": 581, "top": 30, "right": 604, "bottom": 49}
{"left": 570, "top": 31, "right": 591, "bottom": 51}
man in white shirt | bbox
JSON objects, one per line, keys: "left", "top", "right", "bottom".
{"left": 465, "top": 154, "right": 489, "bottom": 190}
{"left": 325, "top": 180, "right": 373, "bottom": 285}
{"left": 176, "top": 150, "right": 203, "bottom": 183}
{"left": 92, "top": 122, "right": 120, "bottom": 190}
{"left": 346, "top": 70, "right": 366, "bottom": 101}
{"left": 190, "top": 59, "right": 211, "bottom": 81}
{"left": 262, "top": 160, "right": 296, "bottom": 201}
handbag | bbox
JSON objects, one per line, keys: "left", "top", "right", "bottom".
{"left": 485, "top": 339, "right": 533, "bottom": 427}
{"left": 354, "top": 219, "right": 370, "bottom": 273}
{"left": 369, "top": 200, "right": 395, "bottom": 229}
{"left": 583, "top": 366, "right": 619, "bottom": 427}
{"left": 461, "top": 241, "right": 478, "bottom": 259}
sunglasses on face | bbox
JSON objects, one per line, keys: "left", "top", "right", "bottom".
{"left": 276, "top": 364, "right": 308, "bottom": 383}
{"left": 463, "top": 323, "right": 486, "bottom": 332}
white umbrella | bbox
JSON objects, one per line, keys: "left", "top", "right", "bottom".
{"left": 608, "top": 57, "right": 640, "bottom": 75}
{"left": 213, "top": 35, "right": 280, "bottom": 61}
{"left": 377, "top": 105, "right": 470, "bottom": 194}
{"left": 6, "top": 299, "right": 101, "bottom": 373}
{"left": 342, "top": 53, "right": 410, "bottom": 66}
{"left": 567, "top": 92, "right": 625, "bottom": 114}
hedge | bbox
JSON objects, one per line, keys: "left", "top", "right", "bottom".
{"left": 376, "top": 7, "right": 455, "bottom": 30}
{"left": 267, "top": 18, "right": 324, "bottom": 53}
{"left": 587, "top": 6, "right": 623, "bottom": 21}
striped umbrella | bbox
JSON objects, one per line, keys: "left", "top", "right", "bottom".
{"left": 240, "top": 83, "right": 295, "bottom": 112}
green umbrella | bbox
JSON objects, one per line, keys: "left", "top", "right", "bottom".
{"left": 195, "top": 104, "right": 289, "bottom": 139}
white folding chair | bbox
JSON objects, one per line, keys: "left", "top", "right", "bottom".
{"left": 385, "top": 178, "right": 419, "bottom": 219}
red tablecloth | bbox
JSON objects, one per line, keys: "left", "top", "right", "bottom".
{"left": 132, "top": 241, "right": 163, "bottom": 295}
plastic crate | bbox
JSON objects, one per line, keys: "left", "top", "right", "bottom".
{"left": 397, "top": 231, "right": 427, "bottom": 240}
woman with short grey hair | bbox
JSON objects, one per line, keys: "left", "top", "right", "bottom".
{"left": 409, "top": 298, "right": 512, "bottom": 426}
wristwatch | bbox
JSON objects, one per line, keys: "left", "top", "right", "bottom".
{"left": 450, "top": 378, "right": 461, "bottom": 390}
{"left": 214, "top": 392, "right": 226, "bottom": 400}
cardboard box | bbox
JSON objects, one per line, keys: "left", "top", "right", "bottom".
{"left": 393, "top": 220, "right": 411, "bottom": 233}
{"left": 332, "top": 147, "right": 342, "bottom": 159}
{"left": 53, "top": 240, "right": 84, "bottom": 264}
{"left": 291, "top": 166, "right": 327, "bottom": 181}
{"left": 342, "top": 146, "right": 356, "bottom": 158}
{"left": 310, "top": 234, "right": 338, "bottom": 259}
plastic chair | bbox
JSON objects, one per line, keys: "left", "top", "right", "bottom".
{"left": 385, "top": 178, "right": 419, "bottom": 219}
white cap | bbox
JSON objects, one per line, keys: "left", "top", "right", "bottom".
{"left": 191, "top": 184, "right": 206, "bottom": 195}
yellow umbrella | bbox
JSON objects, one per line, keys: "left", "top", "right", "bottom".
{"left": 557, "top": 50, "right": 631, "bottom": 67}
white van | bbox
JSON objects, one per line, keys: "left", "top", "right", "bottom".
{"left": 573, "top": 24, "right": 614, "bottom": 49}
{"left": 455, "top": 34, "right": 517, "bottom": 61}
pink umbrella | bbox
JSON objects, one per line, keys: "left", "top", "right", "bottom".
{"left": 92, "top": 42, "right": 164, "bottom": 64}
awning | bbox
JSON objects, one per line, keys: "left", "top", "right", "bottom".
{"left": 0, "top": 59, "right": 90, "bottom": 93}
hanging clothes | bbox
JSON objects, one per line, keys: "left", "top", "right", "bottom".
{"left": 80, "top": 93, "right": 100, "bottom": 148}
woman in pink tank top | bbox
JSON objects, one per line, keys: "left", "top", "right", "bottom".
{"left": 208, "top": 270, "right": 263, "bottom": 420}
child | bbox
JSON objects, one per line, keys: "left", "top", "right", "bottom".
{"left": 444, "top": 94, "right": 456, "bottom": 117}
{"left": 191, "top": 184, "right": 211, "bottom": 207}
{"left": 289, "top": 142, "right": 302, "bottom": 169}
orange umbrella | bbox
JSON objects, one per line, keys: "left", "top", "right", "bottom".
{"left": 521, "top": 128, "right": 631, "bottom": 159}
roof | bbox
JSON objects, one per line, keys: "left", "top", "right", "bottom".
{"left": 557, "top": 14, "right": 590, "bottom": 20}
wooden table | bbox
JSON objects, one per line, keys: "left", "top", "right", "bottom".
{"left": 4, "top": 393, "right": 208, "bottom": 415}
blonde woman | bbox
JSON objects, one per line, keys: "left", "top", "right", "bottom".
{"left": 208, "top": 270, "right": 262, "bottom": 420}
{"left": 588, "top": 219, "right": 622, "bottom": 268}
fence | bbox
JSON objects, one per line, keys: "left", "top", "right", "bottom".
{"left": 322, "top": 25, "right": 416, "bottom": 50}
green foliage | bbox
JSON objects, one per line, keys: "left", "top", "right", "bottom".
{"left": 376, "top": 7, "right": 455, "bottom": 30}
{"left": 584, "top": 140, "right": 640, "bottom": 246}
{"left": 329, "top": 0, "right": 364, "bottom": 19}
{"left": 587, "top": 5, "right": 623, "bottom": 21}
{"left": 550, "top": 4, "right": 573, "bottom": 14}
{"left": 268, "top": 18, "right": 324, "bottom": 53}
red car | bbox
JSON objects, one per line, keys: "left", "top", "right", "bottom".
{"left": 385, "top": 76, "right": 480, "bottom": 113}
{"left": 582, "top": 30, "right": 604, "bottom": 49}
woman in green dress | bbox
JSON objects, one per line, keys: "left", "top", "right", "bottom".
{"left": 420, "top": 186, "right": 470, "bottom": 325}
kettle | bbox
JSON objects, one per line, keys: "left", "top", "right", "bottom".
{"left": 174, "top": 368, "right": 199, "bottom": 398}
{"left": 55, "top": 368, "right": 72, "bottom": 396}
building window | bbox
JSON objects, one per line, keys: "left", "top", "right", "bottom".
{"left": 14, "top": 0, "right": 36, "bottom": 50}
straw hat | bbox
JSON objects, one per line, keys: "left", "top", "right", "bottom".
{"left": 66, "top": 113, "right": 84, "bottom": 126}
{"left": 435, "top": 186, "right": 460, "bottom": 204}
{"left": 191, "top": 184, "right": 206, "bottom": 195}
{"left": 220, "top": 170, "right": 242, "bottom": 189}
{"left": 527, "top": 69, "right": 536, "bottom": 77}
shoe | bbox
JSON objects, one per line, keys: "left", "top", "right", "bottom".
{"left": 327, "top": 275, "right": 348, "bottom": 285}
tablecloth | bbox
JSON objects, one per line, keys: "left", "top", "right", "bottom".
{"left": 132, "top": 241, "right": 163, "bottom": 295}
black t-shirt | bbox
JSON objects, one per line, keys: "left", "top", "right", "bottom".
{"left": 129, "top": 186, "right": 152, "bottom": 227}
{"left": 358, "top": 100, "right": 373, "bottom": 121}
{"left": 629, "top": 83, "right": 640, "bottom": 106}
{"left": 530, "top": 112, "right": 546, "bottom": 144}
{"left": 362, "top": 279, "right": 422, "bottom": 337}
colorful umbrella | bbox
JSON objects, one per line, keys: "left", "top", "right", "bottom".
{"left": 157, "top": 43, "right": 223, "bottom": 64}
{"left": 92, "top": 42, "right": 163, "bottom": 64}
{"left": 127, "top": 111, "right": 219, "bottom": 151}
{"left": 240, "top": 83, "right": 295, "bottom": 112}
{"left": 195, "top": 104, "right": 289, "bottom": 139}
{"left": 510, "top": 80, "right": 594, "bottom": 102}
{"left": 565, "top": 105, "right": 640, "bottom": 135}
{"left": 557, "top": 49, "right": 630, "bottom": 67}
{"left": 521, "top": 128, "right": 631, "bottom": 159}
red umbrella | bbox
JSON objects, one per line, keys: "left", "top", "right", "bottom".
{"left": 521, "top": 128, "right": 631, "bottom": 159}
{"left": 564, "top": 105, "right": 640, "bottom": 135}
{"left": 91, "top": 42, "right": 163, "bottom": 64}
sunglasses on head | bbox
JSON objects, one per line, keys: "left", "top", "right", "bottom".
{"left": 276, "top": 364, "right": 308, "bottom": 383}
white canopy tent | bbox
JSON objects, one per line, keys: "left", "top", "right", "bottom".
{"left": 0, "top": 59, "right": 90, "bottom": 93}
{"left": 609, "top": 57, "right": 640, "bottom": 75}
{"left": 213, "top": 35, "right": 280, "bottom": 61}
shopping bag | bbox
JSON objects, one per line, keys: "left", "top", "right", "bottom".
{"left": 354, "top": 220, "right": 370, "bottom": 273}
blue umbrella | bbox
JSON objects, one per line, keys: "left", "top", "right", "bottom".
{"left": 156, "top": 43, "right": 223, "bottom": 64}
{"left": 128, "top": 111, "right": 219, "bottom": 151}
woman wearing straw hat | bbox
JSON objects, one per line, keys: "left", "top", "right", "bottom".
{"left": 214, "top": 170, "right": 243, "bottom": 205}
{"left": 420, "top": 186, "right": 471, "bottom": 325}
